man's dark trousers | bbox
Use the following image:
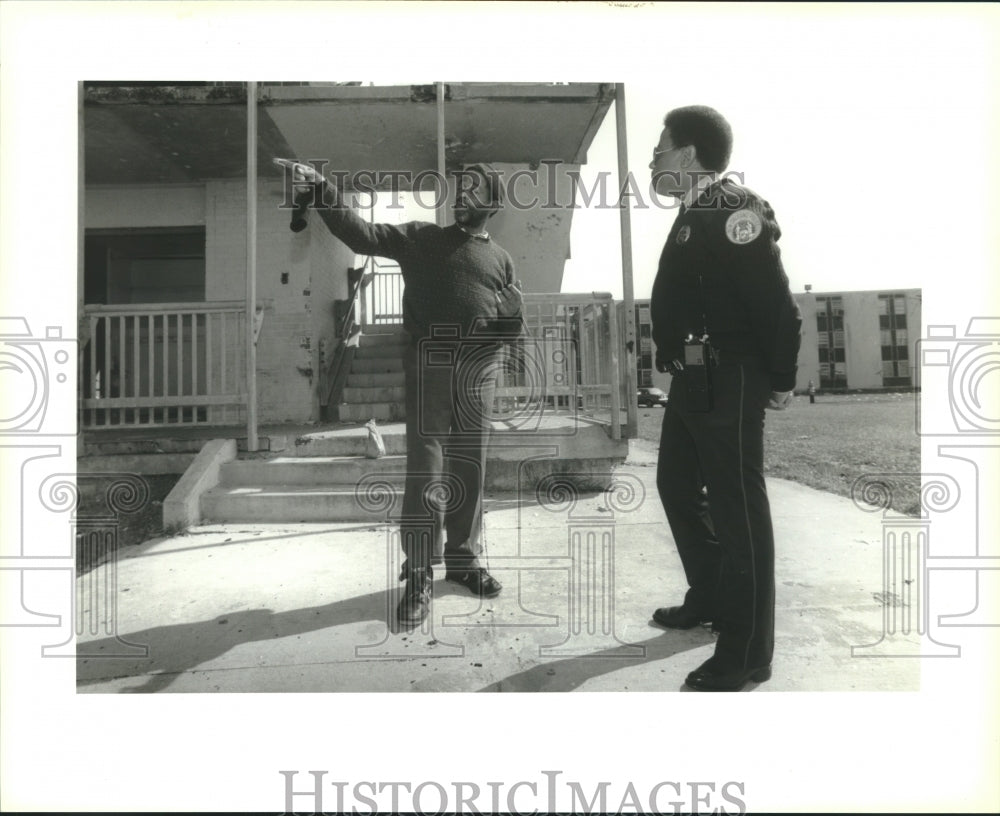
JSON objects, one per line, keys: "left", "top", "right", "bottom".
{"left": 399, "top": 335, "right": 499, "bottom": 573}
{"left": 656, "top": 355, "right": 776, "bottom": 670}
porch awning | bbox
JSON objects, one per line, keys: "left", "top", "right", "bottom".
{"left": 83, "top": 82, "right": 615, "bottom": 187}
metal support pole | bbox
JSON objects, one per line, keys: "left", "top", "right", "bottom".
{"left": 245, "top": 81, "right": 259, "bottom": 451}
{"left": 77, "top": 82, "right": 86, "bottom": 437}
{"left": 436, "top": 81, "right": 447, "bottom": 227}
{"left": 614, "top": 83, "right": 639, "bottom": 439}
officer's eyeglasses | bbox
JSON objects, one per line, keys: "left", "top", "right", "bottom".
{"left": 652, "top": 145, "right": 682, "bottom": 161}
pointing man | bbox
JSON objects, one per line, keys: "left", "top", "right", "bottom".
{"left": 288, "top": 162, "right": 522, "bottom": 626}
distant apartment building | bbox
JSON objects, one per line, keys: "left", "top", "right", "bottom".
{"left": 631, "top": 288, "right": 921, "bottom": 393}
{"left": 795, "top": 288, "right": 921, "bottom": 391}
{"left": 628, "top": 300, "right": 669, "bottom": 392}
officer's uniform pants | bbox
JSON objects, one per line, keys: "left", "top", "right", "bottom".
{"left": 399, "top": 337, "right": 499, "bottom": 574}
{"left": 656, "top": 356, "right": 776, "bottom": 670}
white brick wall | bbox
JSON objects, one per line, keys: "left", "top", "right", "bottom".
{"left": 307, "top": 207, "right": 351, "bottom": 417}
{"left": 205, "top": 180, "right": 355, "bottom": 423}
{"left": 85, "top": 185, "right": 205, "bottom": 228}
{"left": 205, "top": 180, "right": 247, "bottom": 301}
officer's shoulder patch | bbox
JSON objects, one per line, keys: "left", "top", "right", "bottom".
{"left": 725, "top": 209, "right": 763, "bottom": 245}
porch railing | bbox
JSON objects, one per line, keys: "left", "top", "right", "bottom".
{"left": 358, "top": 278, "right": 624, "bottom": 437}
{"left": 361, "top": 260, "right": 403, "bottom": 328}
{"left": 494, "top": 292, "right": 623, "bottom": 439}
{"left": 80, "top": 301, "right": 247, "bottom": 428}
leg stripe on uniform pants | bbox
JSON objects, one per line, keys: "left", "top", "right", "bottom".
{"left": 736, "top": 363, "right": 758, "bottom": 671}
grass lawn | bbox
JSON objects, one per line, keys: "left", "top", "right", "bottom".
{"left": 636, "top": 392, "right": 921, "bottom": 516}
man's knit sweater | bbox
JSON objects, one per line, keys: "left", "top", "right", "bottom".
{"left": 301, "top": 184, "right": 519, "bottom": 340}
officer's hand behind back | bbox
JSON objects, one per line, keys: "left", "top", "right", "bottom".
{"left": 767, "top": 390, "right": 793, "bottom": 410}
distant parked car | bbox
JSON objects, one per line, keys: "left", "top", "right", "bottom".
{"left": 637, "top": 386, "right": 668, "bottom": 407}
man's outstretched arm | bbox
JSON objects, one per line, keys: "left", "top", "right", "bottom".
{"left": 286, "top": 160, "right": 416, "bottom": 261}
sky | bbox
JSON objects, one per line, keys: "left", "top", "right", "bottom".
{"left": 563, "top": 19, "right": 997, "bottom": 299}
{"left": 361, "top": 8, "right": 997, "bottom": 302}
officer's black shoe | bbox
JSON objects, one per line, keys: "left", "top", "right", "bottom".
{"left": 397, "top": 568, "right": 433, "bottom": 625}
{"left": 684, "top": 657, "right": 772, "bottom": 692}
{"left": 652, "top": 605, "right": 712, "bottom": 630}
{"left": 446, "top": 568, "right": 502, "bottom": 598}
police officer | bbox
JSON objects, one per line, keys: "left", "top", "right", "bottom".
{"left": 647, "top": 106, "right": 802, "bottom": 691}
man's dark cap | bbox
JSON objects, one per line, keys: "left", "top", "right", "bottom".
{"left": 461, "top": 162, "right": 504, "bottom": 206}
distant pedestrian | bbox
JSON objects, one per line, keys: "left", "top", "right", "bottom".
{"left": 807, "top": 379, "right": 816, "bottom": 404}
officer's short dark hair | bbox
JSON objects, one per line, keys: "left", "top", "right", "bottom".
{"left": 663, "top": 106, "right": 733, "bottom": 172}
{"left": 461, "top": 162, "right": 504, "bottom": 207}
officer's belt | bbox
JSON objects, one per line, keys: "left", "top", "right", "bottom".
{"left": 713, "top": 348, "right": 762, "bottom": 365}
{"left": 667, "top": 348, "right": 761, "bottom": 375}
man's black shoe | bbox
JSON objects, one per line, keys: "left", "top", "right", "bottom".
{"left": 397, "top": 568, "right": 432, "bottom": 625}
{"left": 398, "top": 557, "right": 443, "bottom": 580}
{"left": 651, "top": 605, "right": 711, "bottom": 630}
{"left": 446, "top": 568, "right": 502, "bottom": 598}
{"left": 684, "top": 658, "right": 772, "bottom": 691}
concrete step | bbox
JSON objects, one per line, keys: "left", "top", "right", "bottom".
{"left": 200, "top": 484, "right": 402, "bottom": 523}
{"left": 293, "top": 425, "right": 407, "bottom": 457}
{"left": 346, "top": 372, "right": 406, "bottom": 388}
{"left": 221, "top": 455, "right": 407, "bottom": 487}
{"left": 338, "top": 402, "right": 406, "bottom": 423}
{"left": 81, "top": 437, "right": 208, "bottom": 457}
{"left": 360, "top": 330, "right": 407, "bottom": 346}
{"left": 184, "top": 418, "right": 629, "bottom": 525}
{"left": 79, "top": 452, "right": 196, "bottom": 476}
{"left": 354, "top": 344, "right": 405, "bottom": 359}
{"left": 342, "top": 385, "right": 406, "bottom": 404}
{"left": 350, "top": 357, "right": 404, "bottom": 374}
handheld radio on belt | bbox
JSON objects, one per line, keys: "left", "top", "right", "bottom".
{"left": 678, "top": 270, "right": 718, "bottom": 413}
{"left": 683, "top": 333, "right": 714, "bottom": 413}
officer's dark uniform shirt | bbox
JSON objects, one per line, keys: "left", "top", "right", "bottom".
{"left": 650, "top": 178, "right": 802, "bottom": 391}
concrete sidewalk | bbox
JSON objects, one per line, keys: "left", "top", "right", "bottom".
{"left": 76, "top": 441, "right": 920, "bottom": 693}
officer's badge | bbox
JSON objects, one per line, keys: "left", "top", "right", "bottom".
{"left": 725, "top": 209, "right": 762, "bottom": 244}
{"left": 677, "top": 225, "right": 691, "bottom": 245}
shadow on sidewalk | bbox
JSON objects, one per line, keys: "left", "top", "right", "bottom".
{"left": 77, "top": 594, "right": 716, "bottom": 693}
{"left": 477, "top": 625, "right": 714, "bottom": 692}
{"left": 77, "top": 587, "right": 395, "bottom": 693}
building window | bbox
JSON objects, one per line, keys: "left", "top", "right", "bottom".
{"left": 85, "top": 228, "right": 206, "bottom": 305}
{"left": 634, "top": 303, "right": 657, "bottom": 389}
{"left": 878, "top": 293, "right": 912, "bottom": 386}
{"left": 815, "top": 295, "right": 847, "bottom": 388}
